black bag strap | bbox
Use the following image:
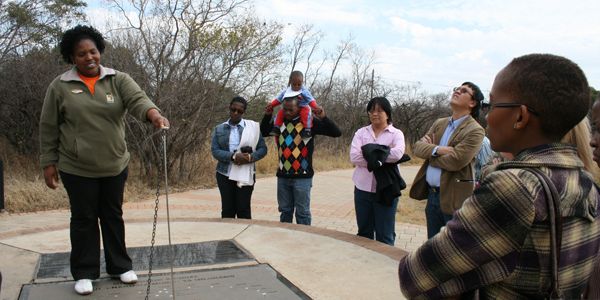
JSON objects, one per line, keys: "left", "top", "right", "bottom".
{"left": 526, "top": 168, "right": 563, "bottom": 300}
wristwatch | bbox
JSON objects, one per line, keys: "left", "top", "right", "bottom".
{"left": 432, "top": 146, "right": 440, "bottom": 157}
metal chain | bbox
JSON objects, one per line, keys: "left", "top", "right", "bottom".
{"left": 144, "top": 130, "right": 163, "bottom": 300}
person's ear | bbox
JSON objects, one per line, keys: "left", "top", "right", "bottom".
{"left": 513, "top": 105, "right": 531, "bottom": 130}
{"left": 469, "top": 99, "right": 476, "bottom": 109}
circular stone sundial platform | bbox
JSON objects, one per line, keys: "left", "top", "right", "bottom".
{"left": 0, "top": 218, "right": 407, "bottom": 300}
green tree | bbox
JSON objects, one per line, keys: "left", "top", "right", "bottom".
{"left": 0, "top": 0, "right": 86, "bottom": 153}
{"left": 0, "top": 0, "right": 87, "bottom": 65}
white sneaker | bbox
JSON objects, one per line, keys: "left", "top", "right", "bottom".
{"left": 74, "top": 279, "right": 93, "bottom": 295}
{"left": 119, "top": 270, "right": 138, "bottom": 284}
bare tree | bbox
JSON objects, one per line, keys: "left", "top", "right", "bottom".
{"left": 0, "top": 0, "right": 474, "bottom": 204}
{"left": 0, "top": 49, "right": 66, "bottom": 154}
{"left": 299, "top": 43, "right": 376, "bottom": 148}
{"left": 286, "top": 24, "right": 323, "bottom": 89}
{"left": 320, "top": 36, "right": 353, "bottom": 103}
{"left": 393, "top": 86, "right": 451, "bottom": 145}
{"left": 105, "top": 0, "right": 283, "bottom": 182}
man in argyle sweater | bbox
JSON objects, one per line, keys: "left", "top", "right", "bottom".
{"left": 261, "top": 94, "right": 341, "bottom": 225}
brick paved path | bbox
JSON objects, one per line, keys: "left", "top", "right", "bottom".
{"left": 126, "top": 167, "right": 427, "bottom": 252}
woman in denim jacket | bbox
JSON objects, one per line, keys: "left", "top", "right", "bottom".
{"left": 211, "top": 97, "right": 267, "bottom": 219}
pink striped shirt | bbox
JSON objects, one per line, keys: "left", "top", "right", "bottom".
{"left": 350, "top": 124, "right": 405, "bottom": 193}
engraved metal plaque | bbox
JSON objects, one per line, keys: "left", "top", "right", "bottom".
{"left": 36, "top": 240, "right": 252, "bottom": 279}
{"left": 21, "top": 264, "right": 310, "bottom": 300}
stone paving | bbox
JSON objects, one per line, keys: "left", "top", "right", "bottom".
{"left": 122, "top": 166, "right": 427, "bottom": 252}
{"left": 0, "top": 166, "right": 426, "bottom": 252}
{"left": 0, "top": 166, "right": 425, "bottom": 300}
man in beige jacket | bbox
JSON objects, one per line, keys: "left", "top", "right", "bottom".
{"left": 410, "top": 82, "right": 485, "bottom": 238}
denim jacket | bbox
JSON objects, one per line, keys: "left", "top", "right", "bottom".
{"left": 211, "top": 120, "right": 267, "bottom": 176}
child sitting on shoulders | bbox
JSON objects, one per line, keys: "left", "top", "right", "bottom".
{"left": 266, "top": 70, "right": 322, "bottom": 138}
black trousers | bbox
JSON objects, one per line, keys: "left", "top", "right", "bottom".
{"left": 216, "top": 172, "right": 254, "bottom": 219}
{"left": 60, "top": 168, "right": 132, "bottom": 280}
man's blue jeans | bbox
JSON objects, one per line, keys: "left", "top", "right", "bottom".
{"left": 425, "top": 189, "right": 453, "bottom": 239}
{"left": 277, "top": 177, "right": 313, "bottom": 225}
{"left": 354, "top": 187, "right": 398, "bottom": 246}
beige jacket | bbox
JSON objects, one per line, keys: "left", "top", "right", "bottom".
{"left": 409, "top": 116, "right": 485, "bottom": 214}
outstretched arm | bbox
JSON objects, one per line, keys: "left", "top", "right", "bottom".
{"left": 260, "top": 113, "right": 274, "bottom": 137}
{"left": 312, "top": 108, "right": 341, "bottom": 137}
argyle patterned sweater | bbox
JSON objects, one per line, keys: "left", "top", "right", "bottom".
{"left": 261, "top": 114, "right": 341, "bottom": 178}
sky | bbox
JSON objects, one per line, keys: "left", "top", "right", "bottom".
{"left": 87, "top": 0, "right": 600, "bottom": 95}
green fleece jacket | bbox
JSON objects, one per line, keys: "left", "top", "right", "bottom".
{"left": 39, "top": 66, "right": 158, "bottom": 177}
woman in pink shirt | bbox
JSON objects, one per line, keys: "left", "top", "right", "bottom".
{"left": 350, "top": 97, "right": 406, "bottom": 245}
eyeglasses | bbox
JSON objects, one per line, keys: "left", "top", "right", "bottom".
{"left": 453, "top": 86, "right": 473, "bottom": 98}
{"left": 229, "top": 107, "right": 244, "bottom": 114}
{"left": 489, "top": 102, "right": 539, "bottom": 116}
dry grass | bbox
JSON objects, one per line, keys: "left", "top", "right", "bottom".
{"left": 255, "top": 142, "right": 353, "bottom": 176}
{"left": 2, "top": 159, "right": 156, "bottom": 213}
{"left": 397, "top": 145, "right": 427, "bottom": 226}
{"left": 397, "top": 192, "right": 426, "bottom": 226}
{"left": 2, "top": 140, "right": 353, "bottom": 213}
{"left": 1, "top": 140, "right": 69, "bottom": 212}
{"left": 260, "top": 142, "right": 427, "bottom": 226}
{"left": 4, "top": 177, "right": 70, "bottom": 212}
{"left": 0, "top": 136, "right": 178, "bottom": 212}
{"left": 3, "top": 137, "right": 427, "bottom": 227}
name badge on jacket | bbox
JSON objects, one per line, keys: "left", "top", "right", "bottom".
{"left": 106, "top": 93, "right": 114, "bottom": 103}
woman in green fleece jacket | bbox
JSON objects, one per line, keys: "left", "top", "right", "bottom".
{"left": 39, "top": 25, "right": 169, "bottom": 295}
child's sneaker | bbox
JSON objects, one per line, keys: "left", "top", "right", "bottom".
{"left": 269, "top": 126, "right": 280, "bottom": 136}
{"left": 300, "top": 128, "right": 312, "bottom": 138}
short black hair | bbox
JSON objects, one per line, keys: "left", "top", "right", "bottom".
{"left": 367, "top": 97, "right": 393, "bottom": 124}
{"left": 462, "top": 81, "right": 484, "bottom": 119}
{"left": 230, "top": 96, "right": 247, "bottom": 110}
{"left": 288, "top": 70, "right": 303, "bottom": 84}
{"left": 283, "top": 95, "right": 300, "bottom": 102}
{"left": 503, "top": 54, "right": 590, "bottom": 140}
{"left": 59, "top": 25, "right": 105, "bottom": 64}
